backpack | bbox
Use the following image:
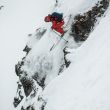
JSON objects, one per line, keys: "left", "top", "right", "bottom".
{"left": 51, "top": 12, "right": 63, "bottom": 22}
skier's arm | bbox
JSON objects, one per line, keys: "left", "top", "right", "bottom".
{"left": 57, "top": 20, "right": 64, "bottom": 27}
{"left": 44, "top": 15, "right": 51, "bottom": 22}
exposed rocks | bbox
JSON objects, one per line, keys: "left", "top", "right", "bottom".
{"left": 32, "top": 74, "right": 46, "bottom": 88}
{"left": 15, "top": 61, "right": 24, "bottom": 76}
{"left": 21, "top": 106, "right": 35, "bottom": 110}
{"left": 13, "top": 82, "right": 24, "bottom": 107}
{"left": 13, "top": 0, "right": 110, "bottom": 109}
{"left": 23, "top": 45, "right": 31, "bottom": 55}
{"left": 20, "top": 76, "right": 34, "bottom": 97}
{"left": 63, "top": 47, "right": 71, "bottom": 68}
{"left": 71, "top": 0, "right": 109, "bottom": 42}
{"left": 0, "top": 5, "right": 4, "bottom": 10}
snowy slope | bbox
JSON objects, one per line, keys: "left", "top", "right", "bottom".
{"left": 3, "top": 0, "right": 108, "bottom": 110}
{"left": 0, "top": 0, "right": 55, "bottom": 110}
{"left": 18, "top": 0, "right": 88, "bottom": 90}
{"left": 43, "top": 7, "right": 110, "bottom": 110}
{"left": 19, "top": 0, "right": 102, "bottom": 90}
{"left": 13, "top": 0, "right": 110, "bottom": 110}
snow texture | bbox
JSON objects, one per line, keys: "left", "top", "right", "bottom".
{"left": 0, "top": 0, "right": 110, "bottom": 110}
{"left": 14, "top": 0, "right": 110, "bottom": 110}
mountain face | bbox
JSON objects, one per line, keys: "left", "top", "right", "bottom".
{"left": 71, "top": 0, "right": 109, "bottom": 41}
{"left": 0, "top": 5, "right": 4, "bottom": 10}
{"left": 13, "top": 0, "right": 110, "bottom": 110}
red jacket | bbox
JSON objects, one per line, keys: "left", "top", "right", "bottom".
{"left": 45, "top": 15, "right": 65, "bottom": 34}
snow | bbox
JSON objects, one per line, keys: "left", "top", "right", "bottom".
{"left": 0, "top": 0, "right": 110, "bottom": 110}
{"left": 42, "top": 6, "right": 110, "bottom": 110}
{"left": 0, "top": 0, "right": 54, "bottom": 110}
{"left": 20, "top": 0, "right": 93, "bottom": 88}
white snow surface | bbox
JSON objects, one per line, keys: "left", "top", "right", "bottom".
{"left": 0, "top": 0, "right": 110, "bottom": 110}
{"left": 43, "top": 7, "right": 110, "bottom": 110}
{"left": 0, "top": 0, "right": 54, "bottom": 110}
{"left": 21, "top": 0, "right": 100, "bottom": 88}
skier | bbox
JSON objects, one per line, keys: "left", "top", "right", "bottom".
{"left": 44, "top": 12, "right": 65, "bottom": 35}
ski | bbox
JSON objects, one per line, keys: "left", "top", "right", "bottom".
{"left": 52, "top": 29, "right": 68, "bottom": 42}
{"left": 50, "top": 30, "right": 68, "bottom": 51}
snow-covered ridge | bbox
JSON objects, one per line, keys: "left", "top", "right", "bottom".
{"left": 14, "top": 0, "right": 110, "bottom": 110}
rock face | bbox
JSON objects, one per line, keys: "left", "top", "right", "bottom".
{"left": 13, "top": 0, "right": 109, "bottom": 110}
{"left": 71, "top": 0, "right": 109, "bottom": 42}
{"left": 0, "top": 5, "right": 4, "bottom": 10}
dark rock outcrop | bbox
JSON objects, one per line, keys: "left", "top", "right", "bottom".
{"left": 13, "top": 0, "right": 110, "bottom": 109}
{"left": 13, "top": 82, "right": 24, "bottom": 107}
{"left": 0, "top": 5, "right": 4, "bottom": 10}
{"left": 71, "top": 0, "right": 109, "bottom": 42}
{"left": 20, "top": 76, "right": 34, "bottom": 97}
